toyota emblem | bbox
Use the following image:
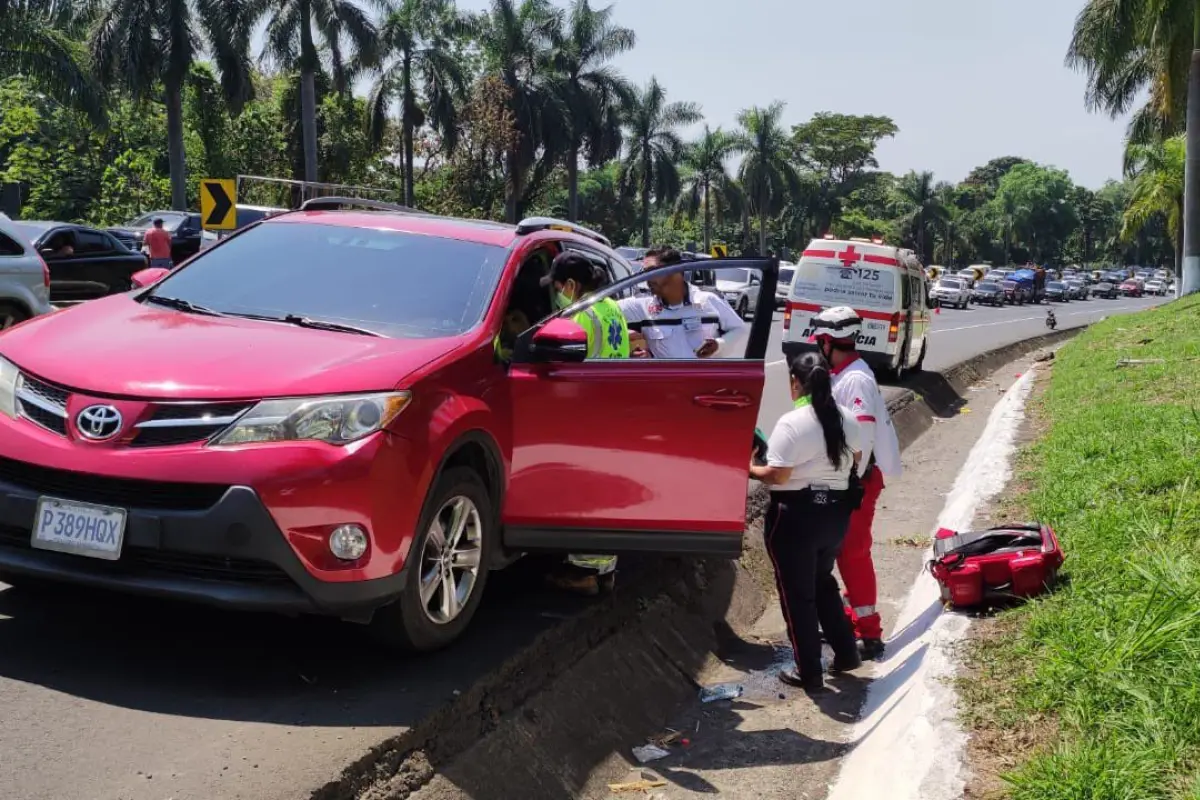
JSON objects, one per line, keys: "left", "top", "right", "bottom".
{"left": 76, "top": 405, "right": 123, "bottom": 441}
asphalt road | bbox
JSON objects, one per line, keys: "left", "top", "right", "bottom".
{"left": 755, "top": 294, "right": 1169, "bottom": 433}
{"left": 0, "top": 292, "right": 1168, "bottom": 800}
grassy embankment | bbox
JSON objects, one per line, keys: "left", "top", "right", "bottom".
{"left": 963, "top": 294, "right": 1200, "bottom": 800}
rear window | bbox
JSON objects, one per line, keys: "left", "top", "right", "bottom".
{"left": 794, "top": 262, "right": 897, "bottom": 310}
{"left": 977, "top": 282, "right": 1000, "bottom": 290}
{"left": 1048, "top": 282, "right": 1066, "bottom": 290}
{"left": 779, "top": 267, "right": 794, "bottom": 284}
{"left": 938, "top": 279, "right": 963, "bottom": 289}
{"left": 149, "top": 222, "right": 507, "bottom": 338}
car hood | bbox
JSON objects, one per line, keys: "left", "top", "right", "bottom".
{"left": 0, "top": 295, "right": 463, "bottom": 400}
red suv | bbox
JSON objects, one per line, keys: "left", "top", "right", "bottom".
{"left": 0, "top": 200, "right": 774, "bottom": 650}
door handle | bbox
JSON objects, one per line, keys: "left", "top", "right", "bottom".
{"left": 694, "top": 391, "right": 754, "bottom": 410}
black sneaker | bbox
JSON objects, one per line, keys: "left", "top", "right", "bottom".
{"left": 830, "top": 654, "right": 863, "bottom": 673}
{"left": 780, "top": 667, "right": 825, "bottom": 693}
{"left": 859, "top": 638, "right": 885, "bottom": 660}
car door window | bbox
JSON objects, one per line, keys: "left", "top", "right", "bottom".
{"left": 74, "top": 229, "right": 113, "bottom": 255}
{"left": 41, "top": 229, "right": 77, "bottom": 259}
{"left": 0, "top": 233, "right": 23, "bottom": 257}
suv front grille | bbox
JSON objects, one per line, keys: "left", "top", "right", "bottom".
{"left": 130, "top": 402, "right": 251, "bottom": 448}
{"left": 0, "top": 456, "right": 229, "bottom": 511}
{"left": 15, "top": 374, "right": 69, "bottom": 436}
{"left": 0, "top": 526, "right": 292, "bottom": 586}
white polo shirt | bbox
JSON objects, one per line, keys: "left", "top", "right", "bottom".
{"left": 617, "top": 285, "right": 748, "bottom": 359}
{"left": 830, "top": 355, "right": 902, "bottom": 478}
{"left": 766, "top": 404, "right": 864, "bottom": 491}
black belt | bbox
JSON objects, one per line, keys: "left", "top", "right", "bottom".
{"left": 771, "top": 487, "right": 855, "bottom": 506}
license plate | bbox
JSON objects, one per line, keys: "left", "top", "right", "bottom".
{"left": 31, "top": 497, "right": 127, "bottom": 561}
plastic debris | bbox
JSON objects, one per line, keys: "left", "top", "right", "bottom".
{"left": 609, "top": 779, "right": 668, "bottom": 793}
{"left": 699, "top": 683, "right": 744, "bottom": 703}
{"left": 632, "top": 744, "right": 671, "bottom": 764}
{"left": 959, "top": 407, "right": 971, "bottom": 415}
{"left": 649, "top": 730, "right": 682, "bottom": 747}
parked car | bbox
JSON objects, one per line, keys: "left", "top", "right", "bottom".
{"left": 107, "top": 211, "right": 203, "bottom": 264}
{"left": 0, "top": 203, "right": 776, "bottom": 652}
{"left": 1144, "top": 279, "right": 1167, "bottom": 296}
{"left": 775, "top": 263, "right": 794, "bottom": 309}
{"left": 971, "top": 280, "right": 1005, "bottom": 307}
{"left": 1045, "top": 281, "right": 1070, "bottom": 302}
{"left": 1091, "top": 281, "right": 1119, "bottom": 299}
{"left": 1064, "top": 279, "right": 1088, "bottom": 300}
{"left": 933, "top": 277, "right": 971, "bottom": 309}
{"left": 715, "top": 267, "right": 761, "bottom": 318}
{"left": 1001, "top": 279, "right": 1029, "bottom": 305}
{"left": 8, "top": 221, "right": 147, "bottom": 303}
{"left": 0, "top": 214, "right": 54, "bottom": 330}
{"left": 1120, "top": 279, "right": 1144, "bottom": 297}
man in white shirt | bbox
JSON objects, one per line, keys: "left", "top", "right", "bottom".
{"left": 618, "top": 248, "right": 749, "bottom": 359}
{"left": 809, "top": 306, "right": 903, "bottom": 660}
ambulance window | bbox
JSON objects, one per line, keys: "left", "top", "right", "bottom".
{"left": 910, "top": 276, "right": 924, "bottom": 308}
{"left": 901, "top": 272, "right": 912, "bottom": 309}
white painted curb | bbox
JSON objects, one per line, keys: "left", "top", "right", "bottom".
{"left": 826, "top": 368, "right": 1038, "bottom": 800}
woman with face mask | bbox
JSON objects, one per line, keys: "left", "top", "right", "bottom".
{"left": 541, "top": 251, "right": 630, "bottom": 359}
{"left": 749, "top": 353, "right": 865, "bottom": 693}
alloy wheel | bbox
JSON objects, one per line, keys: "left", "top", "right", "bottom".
{"left": 418, "top": 496, "right": 483, "bottom": 625}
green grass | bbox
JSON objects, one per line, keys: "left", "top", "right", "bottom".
{"left": 971, "top": 294, "right": 1200, "bottom": 800}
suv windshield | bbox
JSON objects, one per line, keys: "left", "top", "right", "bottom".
{"left": 1048, "top": 281, "right": 1066, "bottom": 289}
{"left": 939, "top": 279, "right": 962, "bottom": 288}
{"left": 977, "top": 281, "right": 1000, "bottom": 290}
{"left": 147, "top": 222, "right": 507, "bottom": 338}
{"left": 715, "top": 267, "right": 754, "bottom": 283}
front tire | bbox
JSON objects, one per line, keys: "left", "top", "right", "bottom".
{"left": 737, "top": 296, "right": 749, "bottom": 319}
{"left": 369, "top": 467, "right": 493, "bottom": 652}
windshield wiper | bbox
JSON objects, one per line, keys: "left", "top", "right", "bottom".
{"left": 225, "top": 312, "right": 383, "bottom": 337}
{"left": 142, "top": 295, "right": 225, "bottom": 317}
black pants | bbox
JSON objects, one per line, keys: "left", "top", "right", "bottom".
{"left": 764, "top": 491, "right": 859, "bottom": 680}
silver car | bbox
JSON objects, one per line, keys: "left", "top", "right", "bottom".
{"left": 0, "top": 213, "right": 54, "bottom": 330}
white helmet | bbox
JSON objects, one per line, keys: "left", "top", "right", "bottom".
{"left": 810, "top": 306, "right": 862, "bottom": 342}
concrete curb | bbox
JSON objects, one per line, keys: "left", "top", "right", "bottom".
{"left": 314, "top": 327, "right": 1086, "bottom": 800}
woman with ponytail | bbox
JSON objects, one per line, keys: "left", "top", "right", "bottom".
{"left": 749, "top": 352, "right": 864, "bottom": 692}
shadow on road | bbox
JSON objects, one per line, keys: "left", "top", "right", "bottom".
{"left": 0, "top": 555, "right": 589, "bottom": 729}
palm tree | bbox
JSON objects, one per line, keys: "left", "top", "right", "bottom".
{"left": 1, "top": 1, "right": 105, "bottom": 125}
{"left": 621, "top": 78, "right": 700, "bottom": 246}
{"left": 734, "top": 102, "right": 802, "bottom": 255}
{"left": 895, "top": 171, "right": 949, "bottom": 262}
{"left": 1066, "top": 0, "right": 1198, "bottom": 294}
{"left": 262, "top": 0, "right": 379, "bottom": 184}
{"left": 548, "top": 0, "right": 635, "bottom": 222}
{"left": 674, "top": 126, "right": 742, "bottom": 252}
{"left": 367, "top": 0, "right": 470, "bottom": 207}
{"left": 474, "top": 0, "right": 564, "bottom": 223}
{"left": 1122, "top": 135, "right": 1185, "bottom": 275}
{"left": 92, "top": 0, "right": 258, "bottom": 210}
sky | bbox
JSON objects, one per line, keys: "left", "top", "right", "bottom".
{"left": 265, "top": 0, "right": 1132, "bottom": 189}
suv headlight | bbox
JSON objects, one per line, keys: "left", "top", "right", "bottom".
{"left": 0, "top": 355, "right": 18, "bottom": 419}
{"left": 210, "top": 392, "right": 411, "bottom": 446}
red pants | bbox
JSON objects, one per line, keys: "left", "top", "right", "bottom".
{"left": 838, "top": 466, "right": 884, "bottom": 640}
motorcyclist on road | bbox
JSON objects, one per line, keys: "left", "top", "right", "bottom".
{"left": 1045, "top": 307, "right": 1057, "bottom": 330}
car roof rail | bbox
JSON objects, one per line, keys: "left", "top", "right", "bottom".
{"left": 299, "top": 196, "right": 428, "bottom": 215}
{"left": 514, "top": 216, "right": 611, "bottom": 247}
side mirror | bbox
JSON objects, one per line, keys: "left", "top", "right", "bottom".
{"left": 39, "top": 247, "right": 56, "bottom": 258}
{"left": 528, "top": 317, "right": 588, "bottom": 362}
{"left": 131, "top": 267, "right": 171, "bottom": 288}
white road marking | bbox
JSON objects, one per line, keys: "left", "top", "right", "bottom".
{"left": 826, "top": 368, "right": 1039, "bottom": 800}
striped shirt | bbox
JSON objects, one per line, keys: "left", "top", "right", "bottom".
{"left": 617, "top": 285, "right": 748, "bottom": 359}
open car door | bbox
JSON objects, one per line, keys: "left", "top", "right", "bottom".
{"left": 502, "top": 257, "right": 779, "bottom": 557}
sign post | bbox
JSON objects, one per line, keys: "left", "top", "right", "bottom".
{"left": 200, "top": 179, "right": 237, "bottom": 231}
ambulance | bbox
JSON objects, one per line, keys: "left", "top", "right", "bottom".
{"left": 782, "top": 236, "right": 931, "bottom": 378}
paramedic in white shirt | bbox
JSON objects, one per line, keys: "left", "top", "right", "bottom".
{"left": 749, "top": 352, "right": 864, "bottom": 693}
{"left": 809, "top": 306, "right": 903, "bottom": 661}
{"left": 618, "top": 247, "right": 749, "bottom": 359}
